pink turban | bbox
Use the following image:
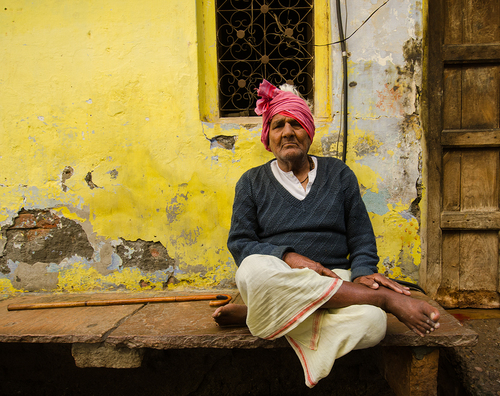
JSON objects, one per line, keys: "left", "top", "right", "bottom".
{"left": 254, "top": 79, "right": 315, "bottom": 152}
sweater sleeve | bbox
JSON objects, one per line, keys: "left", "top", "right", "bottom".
{"left": 227, "top": 172, "right": 294, "bottom": 266}
{"left": 342, "top": 168, "right": 380, "bottom": 281}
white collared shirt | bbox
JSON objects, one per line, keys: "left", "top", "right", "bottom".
{"left": 270, "top": 156, "right": 318, "bottom": 200}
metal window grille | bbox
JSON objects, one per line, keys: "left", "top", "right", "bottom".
{"left": 216, "top": 0, "right": 314, "bottom": 117}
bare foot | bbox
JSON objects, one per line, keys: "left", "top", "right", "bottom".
{"left": 385, "top": 293, "right": 440, "bottom": 337}
{"left": 212, "top": 303, "right": 248, "bottom": 327}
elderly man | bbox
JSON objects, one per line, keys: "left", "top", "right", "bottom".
{"left": 213, "top": 80, "right": 440, "bottom": 387}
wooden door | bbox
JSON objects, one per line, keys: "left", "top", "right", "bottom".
{"left": 425, "top": 0, "right": 500, "bottom": 308}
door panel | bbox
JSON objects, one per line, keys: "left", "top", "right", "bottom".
{"left": 461, "top": 150, "right": 498, "bottom": 210}
{"left": 426, "top": 0, "right": 500, "bottom": 308}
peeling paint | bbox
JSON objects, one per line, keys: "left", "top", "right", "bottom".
{"left": 61, "top": 166, "right": 74, "bottom": 192}
{"left": 0, "top": 210, "right": 94, "bottom": 274}
{"left": 0, "top": 0, "right": 426, "bottom": 295}
{"left": 85, "top": 172, "right": 100, "bottom": 190}
{"left": 371, "top": 204, "right": 421, "bottom": 283}
{"left": 116, "top": 239, "right": 175, "bottom": 273}
{"left": 210, "top": 135, "right": 237, "bottom": 150}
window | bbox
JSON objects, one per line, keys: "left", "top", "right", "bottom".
{"left": 215, "top": 0, "right": 314, "bottom": 117}
{"left": 197, "top": 0, "right": 330, "bottom": 122}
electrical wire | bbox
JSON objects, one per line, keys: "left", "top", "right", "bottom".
{"left": 336, "top": 0, "right": 349, "bottom": 163}
{"left": 316, "top": 0, "right": 390, "bottom": 47}
{"left": 332, "top": 0, "right": 390, "bottom": 162}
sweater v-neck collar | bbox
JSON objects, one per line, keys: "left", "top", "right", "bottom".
{"left": 264, "top": 156, "right": 326, "bottom": 206}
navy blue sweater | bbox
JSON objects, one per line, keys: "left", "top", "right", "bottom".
{"left": 227, "top": 156, "right": 379, "bottom": 280}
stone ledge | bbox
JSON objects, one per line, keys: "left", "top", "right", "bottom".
{"left": 0, "top": 290, "right": 480, "bottom": 396}
{"left": 0, "top": 290, "right": 478, "bottom": 353}
{"left": 72, "top": 342, "right": 144, "bottom": 368}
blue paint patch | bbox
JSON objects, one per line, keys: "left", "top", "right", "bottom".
{"left": 201, "top": 122, "right": 215, "bottom": 130}
{"left": 107, "top": 252, "right": 122, "bottom": 271}
{"left": 398, "top": 210, "right": 415, "bottom": 221}
{"left": 149, "top": 269, "right": 174, "bottom": 283}
{"left": 59, "top": 255, "right": 93, "bottom": 269}
{"left": 5, "top": 260, "right": 19, "bottom": 280}
{"left": 219, "top": 123, "right": 240, "bottom": 131}
{"left": 7, "top": 259, "right": 19, "bottom": 273}
{"left": 362, "top": 190, "right": 390, "bottom": 216}
{"left": 47, "top": 263, "right": 61, "bottom": 273}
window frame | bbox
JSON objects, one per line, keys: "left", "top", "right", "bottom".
{"left": 197, "top": 0, "right": 332, "bottom": 124}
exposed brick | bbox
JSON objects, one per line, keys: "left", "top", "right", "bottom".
{"left": 10, "top": 214, "right": 37, "bottom": 229}
{"left": 116, "top": 239, "right": 175, "bottom": 273}
{"left": 33, "top": 211, "right": 60, "bottom": 229}
{"left": 26, "top": 228, "right": 52, "bottom": 242}
{"left": 0, "top": 214, "right": 93, "bottom": 271}
{"left": 9, "top": 211, "right": 60, "bottom": 230}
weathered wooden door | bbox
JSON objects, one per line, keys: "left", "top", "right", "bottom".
{"left": 425, "top": 0, "right": 500, "bottom": 308}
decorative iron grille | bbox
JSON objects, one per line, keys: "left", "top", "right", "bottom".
{"left": 216, "top": 0, "right": 314, "bottom": 117}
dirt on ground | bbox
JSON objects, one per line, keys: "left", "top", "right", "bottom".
{"left": 440, "top": 313, "right": 500, "bottom": 396}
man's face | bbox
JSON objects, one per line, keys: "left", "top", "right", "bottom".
{"left": 268, "top": 113, "right": 311, "bottom": 163}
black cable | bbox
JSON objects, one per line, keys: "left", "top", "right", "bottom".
{"left": 336, "top": 0, "right": 348, "bottom": 163}
{"left": 392, "top": 279, "right": 427, "bottom": 294}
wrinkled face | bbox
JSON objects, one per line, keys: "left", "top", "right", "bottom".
{"left": 268, "top": 113, "right": 311, "bottom": 163}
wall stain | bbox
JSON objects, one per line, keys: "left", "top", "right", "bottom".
{"left": 61, "top": 166, "right": 74, "bottom": 192}
{"left": 401, "top": 37, "right": 422, "bottom": 76}
{"left": 352, "top": 134, "right": 382, "bottom": 157}
{"left": 408, "top": 151, "right": 423, "bottom": 223}
{"left": 166, "top": 193, "right": 189, "bottom": 224}
{"left": 107, "top": 169, "right": 118, "bottom": 179}
{"left": 85, "top": 171, "right": 100, "bottom": 189}
{"left": 376, "top": 83, "right": 404, "bottom": 115}
{"left": 396, "top": 37, "right": 422, "bottom": 112}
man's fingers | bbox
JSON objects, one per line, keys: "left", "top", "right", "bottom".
{"left": 319, "top": 266, "right": 339, "bottom": 278}
{"left": 354, "top": 278, "right": 374, "bottom": 289}
{"left": 372, "top": 274, "right": 411, "bottom": 295}
{"left": 363, "top": 279, "right": 379, "bottom": 289}
{"left": 325, "top": 269, "right": 340, "bottom": 279}
{"left": 383, "top": 279, "right": 411, "bottom": 295}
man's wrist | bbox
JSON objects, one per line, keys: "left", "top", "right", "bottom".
{"left": 282, "top": 251, "right": 291, "bottom": 261}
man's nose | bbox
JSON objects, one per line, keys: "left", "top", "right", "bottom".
{"left": 282, "top": 122, "right": 295, "bottom": 137}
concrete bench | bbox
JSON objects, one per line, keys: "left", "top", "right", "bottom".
{"left": 0, "top": 290, "right": 477, "bottom": 396}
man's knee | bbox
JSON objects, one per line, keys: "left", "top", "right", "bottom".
{"left": 237, "top": 254, "right": 288, "bottom": 279}
{"left": 354, "top": 305, "right": 387, "bottom": 348}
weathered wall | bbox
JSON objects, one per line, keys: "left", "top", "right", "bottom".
{"left": 334, "top": 0, "right": 426, "bottom": 281}
{"left": 0, "top": 0, "right": 425, "bottom": 295}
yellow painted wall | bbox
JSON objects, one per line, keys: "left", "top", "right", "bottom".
{"left": 0, "top": 0, "right": 425, "bottom": 295}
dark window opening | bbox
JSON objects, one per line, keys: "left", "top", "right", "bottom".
{"left": 216, "top": 0, "right": 314, "bottom": 117}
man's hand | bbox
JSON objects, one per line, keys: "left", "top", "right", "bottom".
{"left": 283, "top": 252, "right": 340, "bottom": 279}
{"left": 353, "top": 273, "right": 411, "bottom": 295}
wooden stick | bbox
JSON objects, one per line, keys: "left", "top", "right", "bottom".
{"left": 7, "top": 294, "right": 232, "bottom": 311}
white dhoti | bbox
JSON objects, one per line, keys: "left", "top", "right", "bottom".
{"left": 236, "top": 254, "right": 387, "bottom": 388}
